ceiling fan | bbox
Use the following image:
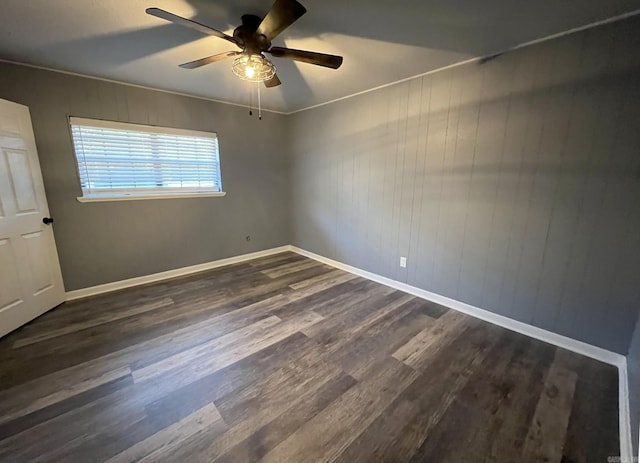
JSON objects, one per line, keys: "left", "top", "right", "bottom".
{"left": 146, "top": 0, "right": 344, "bottom": 88}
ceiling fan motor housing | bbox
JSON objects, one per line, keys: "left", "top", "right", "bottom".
{"left": 234, "top": 15, "right": 271, "bottom": 54}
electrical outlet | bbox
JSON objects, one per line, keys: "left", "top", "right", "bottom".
{"left": 400, "top": 256, "right": 407, "bottom": 268}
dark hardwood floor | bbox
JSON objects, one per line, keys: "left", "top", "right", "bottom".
{"left": 0, "top": 252, "right": 619, "bottom": 462}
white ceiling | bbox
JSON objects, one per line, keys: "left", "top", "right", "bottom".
{"left": 1, "top": 0, "right": 639, "bottom": 113}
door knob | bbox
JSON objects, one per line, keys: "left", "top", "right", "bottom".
{"left": 43, "top": 217, "right": 54, "bottom": 225}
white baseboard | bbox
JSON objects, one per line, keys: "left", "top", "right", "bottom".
{"left": 288, "top": 245, "right": 632, "bottom": 461}
{"left": 65, "top": 246, "right": 291, "bottom": 301}
{"left": 619, "top": 359, "right": 633, "bottom": 462}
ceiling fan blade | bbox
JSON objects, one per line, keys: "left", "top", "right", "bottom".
{"left": 268, "top": 47, "right": 343, "bottom": 69}
{"left": 264, "top": 74, "right": 282, "bottom": 88}
{"left": 146, "top": 7, "right": 237, "bottom": 45}
{"left": 179, "top": 51, "right": 241, "bottom": 69}
{"left": 257, "top": 0, "right": 307, "bottom": 41}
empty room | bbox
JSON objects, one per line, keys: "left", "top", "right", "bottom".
{"left": 1, "top": 0, "right": 639, "bottom": 461}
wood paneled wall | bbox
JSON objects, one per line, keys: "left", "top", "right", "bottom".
{"left": 290, "top": 16, "right": 640, "bottom": 353}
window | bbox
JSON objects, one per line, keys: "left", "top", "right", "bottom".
{"left": 69, "top": 117, "right": 224, "bottom": 202}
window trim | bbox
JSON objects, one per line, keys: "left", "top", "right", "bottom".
{"left": 76, "top": 191, "right": 226, "bottom": 203}
{"left": 69, "top": 117, "right": 226, "bottom": 202}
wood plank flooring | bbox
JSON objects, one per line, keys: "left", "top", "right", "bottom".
{"left": 0, "top": 252, "right": 620, "bottom": 462}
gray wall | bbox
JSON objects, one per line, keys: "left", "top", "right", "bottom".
{"left": 0, "top": 62, "right": 291, "bottom": 291}
{"left": 629, "top": 313, "right": 640, "bottom": 456}
{"left": 289, "top": 16, "right": 640, "bottom": 354}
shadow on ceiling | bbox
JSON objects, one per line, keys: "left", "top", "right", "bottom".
{"left": 35, "top": 0, "right": 514, "bottom": 69}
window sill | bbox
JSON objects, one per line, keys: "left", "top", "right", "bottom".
{"left": 77, "top": 192, "right": 227, "bottom": 203}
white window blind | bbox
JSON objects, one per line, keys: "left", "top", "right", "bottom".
{"left": 69, "top": 117, "right": 223, "bottom": 200}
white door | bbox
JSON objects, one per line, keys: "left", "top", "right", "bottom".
{"left": 0, "top": 98, "right": 65, "bottom": 338}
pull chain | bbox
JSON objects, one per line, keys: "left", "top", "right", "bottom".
{"left": 258, "top": 82, "right": 262, "bottom": 120}
{"left": 247, "top": 82, "right": 263, "bottom": 120}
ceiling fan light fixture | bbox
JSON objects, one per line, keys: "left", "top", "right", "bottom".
{"left": 232, "top": 54, "right": 276, "bottom": 83}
